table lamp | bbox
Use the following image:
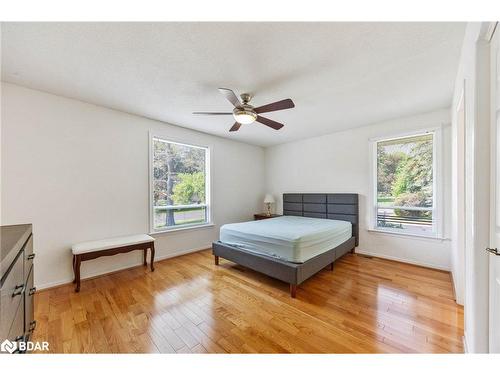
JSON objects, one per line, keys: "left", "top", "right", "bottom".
{"left": 264, "top": 194, "right": 275, "bottom": 216}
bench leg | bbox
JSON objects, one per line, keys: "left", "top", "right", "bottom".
{"left": 143, "top": 248, "right": 148, "bottom": 267}
{"left": 72, "top": 255, "right": 77, "bottom": 283}
{"left": 75, "top": 255, "right": 81, "bottom": 292}
{"left": 290, "top": 284, "right": 297, "bottom": 298}
{"left": 150, "top": 243, "right": 155, "bottom": 272}
{"left": 214, "top": 255, "right": 219, "bottom": 265}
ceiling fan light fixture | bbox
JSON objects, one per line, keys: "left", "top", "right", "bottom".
{"left": 194, "top": 88, "right": 294, "bottom": 132}
{"left": 233, "top": 108, "right": 257, "bottom": 124}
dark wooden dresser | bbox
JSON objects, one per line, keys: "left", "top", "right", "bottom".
{"left": 0, "top": 224, "right": 35, "bottom": 354}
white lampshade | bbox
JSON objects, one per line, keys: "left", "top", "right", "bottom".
{"left": 263, "top": 194, "right": 275, "bottom": 204}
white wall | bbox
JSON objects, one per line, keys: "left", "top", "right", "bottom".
{"left": 450, "top": 22, "right": 491, "bottom": 353}
{"left": 1, "top": 83, "right": 266, "bottom": 289}
{"left": 265, "top": 109, "right": 452, "bottom": 270}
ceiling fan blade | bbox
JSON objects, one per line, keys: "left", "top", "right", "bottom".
{"left": 229, "top": 122, "right": 241, "bottom": 132}
{"left": 256, "top": 116, "right": 284, "bottom": 130}
{"left": 218, "top": 88, "right": 241, "bottom": 108}
{"left": 254, "top": 98, "right": 295, "bottom": 114}
{"left": 193, "top": 112, "right": 233, "bottom": 115}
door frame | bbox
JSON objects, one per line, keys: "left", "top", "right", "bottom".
{"left": 489, "top": 21, "right": 500, "bottom": 353}
{"left": 452, "top": 85, "right": 466, "bottom": 306}
{"left": 461, "top": 22, "right": 494, "bottom": 353}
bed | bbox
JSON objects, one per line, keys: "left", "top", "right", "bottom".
{"left": 212, "top": 193, "right": 359, "bottom": 298}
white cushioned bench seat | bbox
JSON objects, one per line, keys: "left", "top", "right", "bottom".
{"left": 72, "top": 234, "right": 155, "bottom": 255}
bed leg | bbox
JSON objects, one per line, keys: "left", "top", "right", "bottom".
{"left": 330, "top": 262, "right": 334, "bottom": 271}
{"left": 350, "top": 247, "right": 355, "bottom": 254}
{"left": 214, "top": 255, "right": 219, "bottom": 266}
{"left": 290, "top": 284, "right": 297, "bottom": 298}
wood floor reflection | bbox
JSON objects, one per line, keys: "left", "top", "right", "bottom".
{"left": 32, "top": 250, "right": 464, "bottom": 353}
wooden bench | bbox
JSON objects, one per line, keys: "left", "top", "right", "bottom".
{"left": 71, "top": 234, "right": 155, "bottom": 292}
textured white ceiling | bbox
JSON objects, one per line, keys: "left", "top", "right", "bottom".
{"left": 1, "top": 22, "right": 465, "bottom": 147}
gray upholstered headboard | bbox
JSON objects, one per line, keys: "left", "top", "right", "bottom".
{"left": 282, "top": 193, "right": 359, "bottom": 246}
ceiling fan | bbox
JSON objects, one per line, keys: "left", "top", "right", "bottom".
{"left": 193, "top": 88, "right": 295, "bottom": 132}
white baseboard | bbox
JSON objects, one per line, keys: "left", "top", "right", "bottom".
{"left": 355, "top": 249, "right": 450, "bottom": 271}
{"left": 36, "top": 245, "right": 209, "bottom": 290}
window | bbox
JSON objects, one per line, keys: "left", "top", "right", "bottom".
{"left": 372, "top": 130, "right": 441, "bottom": 237}
{"left": 150, "top": 137, "right": 210, "bottom": 232}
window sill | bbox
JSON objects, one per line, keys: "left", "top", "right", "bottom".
{"left": 150, "top": 222, "right": 215, "bottom": 235}
{"left": 367, "top": 228, "right": 449, "bottom": 241}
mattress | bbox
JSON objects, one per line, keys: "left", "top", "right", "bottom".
{"left": 219, "top": 216, "right": 352, "bottom": 263}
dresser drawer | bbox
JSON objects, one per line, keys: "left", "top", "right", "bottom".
{"left": 6, "top": 301, "right": 25, "bottom": 353}
{"left": 0, "top": 252, "right": 25, "bottom": 339}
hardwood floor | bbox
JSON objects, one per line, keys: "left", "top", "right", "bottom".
{"left": 32, "top": 250, "right": 464, "bottom": 353}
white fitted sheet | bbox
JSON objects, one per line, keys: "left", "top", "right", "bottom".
{"left": 219, "top": 216, "right": 352, "bottom": 263}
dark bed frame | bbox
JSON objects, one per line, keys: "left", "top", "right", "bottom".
{"left": 212, "top": 193, "right": 359, "bottom": 298}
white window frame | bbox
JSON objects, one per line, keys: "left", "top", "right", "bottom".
{"left": 369, "top": 126, "right": 443, "bottom": 239}
{"left": 149, "top": 134, "right": 212, "bottom": 234}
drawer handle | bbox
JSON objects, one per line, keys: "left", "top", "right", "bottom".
{"left": 12, "top": 284, "right": 25, "bottom": 297}
{"left": 29, "top": 320, "right": 37, "bottom": 332}
{"left": 12, "top": 335, "right": 27, "bottom": 354}
{"left": 29, "top": 287, "right": 37, "bottom": 296}
{"left": 27, "top": 253, "right": 36, "bottom": 260}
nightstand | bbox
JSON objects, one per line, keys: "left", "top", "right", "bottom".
{"left": 254, "top": 213, "right": 282, "bottom": 221}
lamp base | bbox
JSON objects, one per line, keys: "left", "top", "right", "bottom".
{"left": 266, "top": 203, "right": 271, "bottom": 216}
